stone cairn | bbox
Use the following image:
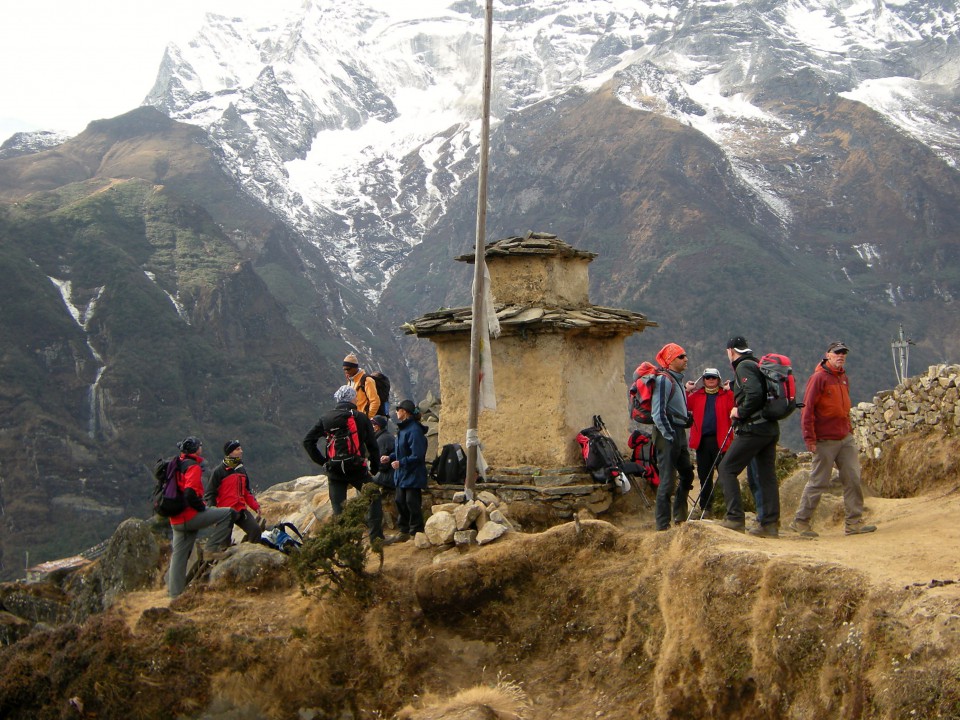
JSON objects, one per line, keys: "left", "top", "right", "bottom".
{"left": 851, "top": 364, "right": 960, "bottom": 458}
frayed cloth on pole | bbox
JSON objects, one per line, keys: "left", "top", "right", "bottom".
{"left": 474, "top": 258, "right": 500, "bottom": 411}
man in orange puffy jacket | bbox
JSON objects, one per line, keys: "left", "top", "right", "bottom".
{"left": 167, "top": 437, "right": 234, "bottom": 597}
{"left": 686, "top": 368, "right": 735, "bottom": 517}
{"left": 206, "top": 440, "right": 263, "bottom": 543}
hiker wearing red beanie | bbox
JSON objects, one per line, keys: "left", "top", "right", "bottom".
{"left": 651, "top": 343, "right": 695, "bottom": 531}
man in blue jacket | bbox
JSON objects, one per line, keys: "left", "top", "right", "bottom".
{"left": 381, "top": 399, "right": 428, "bottom": 544}
{"left": 651, "top": 343, "right": 695, "bottom": 531}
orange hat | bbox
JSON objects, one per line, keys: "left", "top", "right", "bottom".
{"left": 656, "top": 343, "right": 686, "bottom": 368}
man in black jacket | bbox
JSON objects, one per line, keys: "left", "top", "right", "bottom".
{"left": 715, "top": 336, "right": 781, "bottom": 537}
{"left": 303, "top": 385, "right": 381, "bottom": 529}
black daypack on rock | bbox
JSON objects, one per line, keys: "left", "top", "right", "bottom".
{"left": 152, "top": 456, "right": 186, "bottom": 517}
{"left": 431, "top": 443, "right": 467, "bottom": 485}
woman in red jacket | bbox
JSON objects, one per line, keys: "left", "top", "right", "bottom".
{"left": 205, "top": 440, "right": 264, "bottom": 543}
{"left": 168, "top": 437, "right": 234, "bottom": 598}
{"left": 686, "top": 369, "right": 735, "bottom": 517}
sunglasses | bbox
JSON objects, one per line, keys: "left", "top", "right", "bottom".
{"left": 676, "top": 354, "right": 687, "bottom": 359}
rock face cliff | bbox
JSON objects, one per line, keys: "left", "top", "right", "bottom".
{"left": 0, "top": 109, "right": 355, "bottom": 581}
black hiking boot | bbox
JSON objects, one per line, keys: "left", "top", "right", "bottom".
{"left": 718, "top": 519, "right": 746, "bottom": 532}
{"left": 748, "top": 523, "right": 779, "bottom": 538}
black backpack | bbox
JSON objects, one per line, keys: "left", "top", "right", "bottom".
{"left": 431, "top": 443, "right": 467, "bottom": 485}
{"left": 575, "top": 427, "right": 625, "bottom": 484}
{"left": 325, "top": 408, "right": 365, "bottom": 472}
{"left": 152, "top": 456, "right": 187, "bottom": 517}
{"left": 369, "top": 371, "right": 391, "bottom": 413}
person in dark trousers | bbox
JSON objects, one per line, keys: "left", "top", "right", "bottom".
{"left": 790, "top": 341, "right": 877, "bottom": 537}
{"left": 686, "top": 368, "right": 734, "bottom": 517}
{"left": 368, "top": 415, "right": 396, "bottom": 541}
{"left": 716, "top": 336, "right": 781, "bottom": 537}
{"left": 303, "top": 385, "right": 381, "bottom": 535}
{"left": 167, "top": 437, "right": 235, "bottom": 598}
{"left": 205, "top": 440, "right": 263, "bottom": 543}
{"left": 381, "top": 399, "right": 428, "bottom": 543}
{"left": 650, "top": 343, "right": 695, "bottom": 530}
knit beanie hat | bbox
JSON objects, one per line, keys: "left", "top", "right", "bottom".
{"left": 223, "top": 440, "right": 241, "bottom": 456}
{"left": 334, "top": 385, "right": 357, "bottom": 403}
{"left": 343, "top": 353, "right": 359, "bottom": 369}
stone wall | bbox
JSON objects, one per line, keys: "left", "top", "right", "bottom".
{"left": 851, "top": 364, "right": 960, "bottom": 458}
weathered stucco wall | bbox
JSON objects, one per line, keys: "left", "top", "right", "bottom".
{"left": 435, "top": 332, "right": 630, "bottom": 468}
{"left": 488, "top": 255, "right": 591, "bottom": 307}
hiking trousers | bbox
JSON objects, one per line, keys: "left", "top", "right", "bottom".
{"left": 695, "top": 434, "right": 721, "bottom": 512}
{"left": 794, "top": 434, "right": 864, "bottom": 525}
{"left": 395, "top": 487, "right": 425, "bottom": 535}
{"left": 328, "top": 469, "right": 382, "bottom": 539}
{"left": 717, "top": 430, "right": 780, "bottom": 527}
{"left": 653, "top": 424, "right": 695, "bottom": 530}
{"left": 168, "top": 507, "right": 234, "bottom": 597}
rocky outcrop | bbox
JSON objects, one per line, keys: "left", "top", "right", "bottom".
{"left": 852, "top": 364, "right": 960, "bottom": 457}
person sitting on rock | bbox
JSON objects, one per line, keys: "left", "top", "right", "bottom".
{"left": 205, "top": 439, "right": 264, "bottom": 543}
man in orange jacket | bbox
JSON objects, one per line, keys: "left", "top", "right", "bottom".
{"left": 789, "top": 341, "right": 877, "bottom": 537}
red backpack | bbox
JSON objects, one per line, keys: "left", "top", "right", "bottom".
{"left": 627, "top": 429, "right": 659, "bottom": 487}
{"left": 325, "top": 408, "right": 365, "bottom": 472}
{"left": 757, "top": 353, "right": 798, "bottom": 421}
{"left": 629, "top": 361, "right": 674, "bottom": 424}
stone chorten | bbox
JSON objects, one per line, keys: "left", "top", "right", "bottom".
{"left": 406, "top": 232, "right": 656, "bottom": 471}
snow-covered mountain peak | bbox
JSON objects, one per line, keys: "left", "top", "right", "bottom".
{"left": 144, "top": 0, "right": 960, "bottom": 302}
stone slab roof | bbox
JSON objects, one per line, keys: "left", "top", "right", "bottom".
{"left": 455, "top": 231, "right": 597, "bottom": 263}
{"left": 405, "top": 303, "right": 657, "bottom": 338}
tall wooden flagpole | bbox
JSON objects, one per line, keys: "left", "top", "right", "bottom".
{"left": 464, "top": 0, "right": 494, "bottom": 500}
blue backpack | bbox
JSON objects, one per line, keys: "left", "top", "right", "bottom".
{"left": 261, "top": 522, "right": 303, "bottom": 553}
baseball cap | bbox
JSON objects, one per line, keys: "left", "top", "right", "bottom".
{"left": 702, "top": 368, "right": 721, "bottom": 379}
{"left": 826, "top": 341, "right": 849, "bottom": 353}
{"left": 726, "top": 336, "right": 751, "bottom": 353}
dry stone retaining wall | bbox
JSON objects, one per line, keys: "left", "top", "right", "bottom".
{"left": 851, "top": 364, "right": 960, "bottom": 458}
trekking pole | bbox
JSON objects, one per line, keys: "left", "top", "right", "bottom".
{"left": 687, "top": 424, "right": 735, "bottom": 521}
{"left": 593, "top": 415, "right": 652, "bottom": 508}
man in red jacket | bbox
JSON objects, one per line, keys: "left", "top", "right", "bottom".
{"left": 168, "top": 437, "right": 235, "bottom": 597}
{"left": 686, "top": 368, "right": 735, "bottom": 518}
{"left": 206, "top": 440, "right": 263, "bottom": 544}
{"left": 789, "top": 341, "right": 877, "bottom": 537}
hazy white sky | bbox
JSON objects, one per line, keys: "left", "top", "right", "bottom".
{"left": 0, "top": 0, "right": 299, "bottom": 139}
{"left": 0, "top": 0, "right": 465, "bottom": 141}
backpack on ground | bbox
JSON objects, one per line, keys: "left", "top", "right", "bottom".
{"left": 576, "top": 427, "right": 628, "bottom": 487}
{"left": 629, "top": 361, "right": 675, "bottom": 424}
{"left": 152, "top": 456, "right": 186, "bottom": 517}
{"left": 325, "top": 408, "right": 365, "bottom": 472}
{"left": 261, "top": 522, "right": 303, "bottom": 554}
{"left": 369, "top": 371, "right": 391, "bottom": 415}
{"left": 757, "top": 353, "right": 798, "bottom": 421}
{"left": 627, "top": 429, "right": 660, "bottom": 488}
{"left": 431, "top": 443, "right": 467, "bottom": 485}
